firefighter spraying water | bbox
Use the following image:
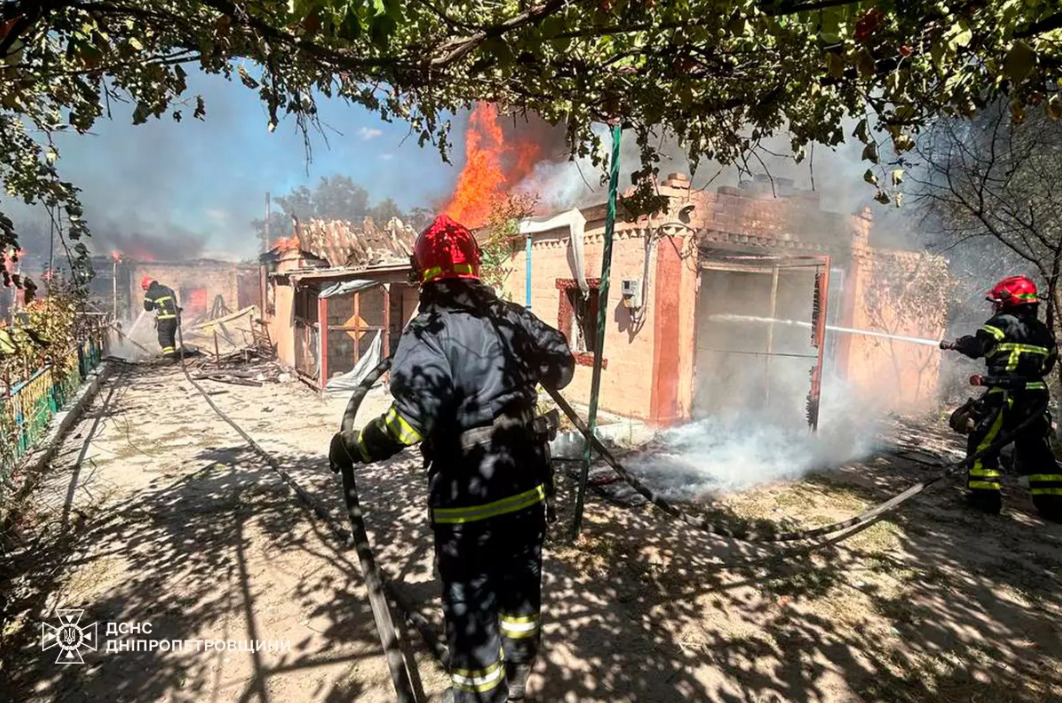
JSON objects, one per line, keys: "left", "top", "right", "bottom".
{"left": 939, "top": 275, "right": 1062, "bottom": 522}
{"left": 141, "top": 276, "right": 181, "bottom": 360}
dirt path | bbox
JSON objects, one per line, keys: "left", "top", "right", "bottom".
{"left": 3, "top": 362, "right": 1062, "bottom": 703}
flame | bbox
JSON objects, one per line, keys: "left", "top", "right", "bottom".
{"left": 444, "top": 104, "right": 542, "bottom": 228}
{"left": 271, "top": 235, "right": 301, "bottom": 252}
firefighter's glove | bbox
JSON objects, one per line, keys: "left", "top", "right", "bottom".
{"left": 328, "top": 431, "right": 361, "bottom": 473}
{"left": 939, "top": 340, "right": 956, "bottom": 350}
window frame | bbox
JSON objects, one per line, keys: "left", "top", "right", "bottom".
{"left": 555, "top": 278, "right": 608, "bottom": 369}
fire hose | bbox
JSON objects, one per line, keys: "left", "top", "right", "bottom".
{"left": 165, "top": 321, "right": 1050, "bottom": 698}
{"left": 173, "top": 323, "right": 438, "bottom": 703}
{"left": 546, "top": 385, "right": 1051, "bottom": 542}
{"left": 338, "top": 354, "right": 1052, "bottom": 546}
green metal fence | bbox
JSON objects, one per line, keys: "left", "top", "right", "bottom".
{"left": 1, "top": 331, "right": 104, "bottom": 488}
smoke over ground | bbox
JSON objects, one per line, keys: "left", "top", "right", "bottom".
{"left": 623, "top": 378, "right": 884, "bottom": 501}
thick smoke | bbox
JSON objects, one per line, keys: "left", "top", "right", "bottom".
{"left": 85, "top": 214, "right": 208, "bottom": 261}
{"left": 513, "top": 120, "right": 909, "bottom": 234}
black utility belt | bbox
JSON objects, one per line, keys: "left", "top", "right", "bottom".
{"left": 455, "top": 409, "right": 561, "bottom": 453}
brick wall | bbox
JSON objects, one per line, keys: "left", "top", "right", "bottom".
{"left": 505, "top": 221, "right": 660, "bottom": 420}
{"left": 501, "top": 185, "right": 944, "bottom": 422}
{"left": 130, "top": 261, "right": 249, "bottom": 321}
{"left": 843, "top": 246, "right": 945, "bottom": 410}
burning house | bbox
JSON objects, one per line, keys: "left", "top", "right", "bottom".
{"left": 500, "top": 173, "right": 948, "bottom": 427}
{"left": 88, "top": 253, "right": 259, "bottom": 322}
{"left": 261, "top": 216, "right": 420, "bottom": 388}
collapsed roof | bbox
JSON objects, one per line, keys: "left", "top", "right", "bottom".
{"left": 290, "top": 217, "right": 416, "bottom": 269}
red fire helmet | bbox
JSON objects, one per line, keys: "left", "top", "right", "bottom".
{"left": 140, "top": 275, "right": 154, "bottom": 291}
{"left": 987, "top": 275, "right": 1039, "bottom": 309}
{"left": 412, "top": 214, "right": 481, "bottom": 284}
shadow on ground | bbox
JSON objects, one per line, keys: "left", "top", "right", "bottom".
{"left": 3, "top": 363, "right": 1061, "bottom": 703}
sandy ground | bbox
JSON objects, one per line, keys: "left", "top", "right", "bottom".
{"left": 2, "top": 360, "right": 1062, "bottom": 703}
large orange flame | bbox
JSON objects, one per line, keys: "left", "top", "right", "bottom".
{"left": 271, "top": 235, "right": 301, "bottom": 252}
{"left": 444, "top": 104, "right": 541, "bottom": 228}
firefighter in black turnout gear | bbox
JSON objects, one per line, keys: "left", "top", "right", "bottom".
{"left": 142, "top": 276, "right": 180, "bottom": 359}
{"left": 941, "top": 275, "right": 1062, "bottom": 522}
{"left": 329, "top": 214, "right": 576, "bottom": 702}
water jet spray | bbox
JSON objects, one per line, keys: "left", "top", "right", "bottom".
{"left": 706, "top": 314, "right": 943, "bottom": 347}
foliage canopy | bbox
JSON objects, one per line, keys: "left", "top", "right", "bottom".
{"left": 2, "top": 0, "right": 1062, "bottom": 277}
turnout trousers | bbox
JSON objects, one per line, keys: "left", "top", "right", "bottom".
{"left": 967, "top": 388, "right": 1062, "bottom": 522}
{"left": 434, "top": 502, "right": 546, "bottom": 702}
{"left": 156, "top": 318, "right": 177, "bottom": 358}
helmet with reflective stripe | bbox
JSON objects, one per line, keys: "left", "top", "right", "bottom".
{"left": 140, "top": 275, "right": 154, "bottom": 291}
{"left": 412, "top": 214, "right": 481, "bottom": 284}
{"left": 987, "top": 275, "right": 1039, "bottom": 309}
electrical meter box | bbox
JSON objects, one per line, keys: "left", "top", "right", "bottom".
{"left": 621, "top": 279, "right": 642, "bottom": 309}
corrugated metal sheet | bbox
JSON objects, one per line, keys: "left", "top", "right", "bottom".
{"left": 294, "top": 217, "right": 415, "bottom": 269}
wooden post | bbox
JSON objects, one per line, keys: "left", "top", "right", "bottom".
{"left": 571, "top": 123, "right": 622, "bottom": 540}
{"left": 112, "top": 259, "right": 118, "bottom": 321}
{"left": 318, "top": 295, "right": 329, "bottom": 388}
{"left": 382, "top": 284, "right": 391, "bottom": 361}
{"left": 213, "top": 328, "right": 220, "bottom": 362}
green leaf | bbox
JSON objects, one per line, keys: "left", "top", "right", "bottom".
{"left": 891, "top": 168, "right": 904, "bottom": 185}
{"left": 874, "top": 190, "right": 891, "bottom": 204}
{"left": 894, "top": 133, "right": 914, "bottom": 152}
{"left": 863, "top": 169, "right": 877, "bottom": 185}
{"left": 827, "top": 52, "right": 845, "bottom": 79}
{"left": 194, "top": 96, "right": 206, "bottom": 119}
{"left": 1047, "top": 95, "right": 1062, "bottom": 121}
{"left": 1003, "top": 41, "right": 1036, "bottom": 82}
{"left": 862, "top": 142, "right": 879, "bottom": 164}
{"left": 857, "top": 49, "right": 875, "bottom": 78}
{"left": 852, "top": 118, "right": 869, "bottom": 142}
{"left": 950, "top": 28, "right": 972, "bottom": 50}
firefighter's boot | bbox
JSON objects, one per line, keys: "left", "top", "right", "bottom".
{"left": 506, "top": 662, "right": 532, "bottom": 701}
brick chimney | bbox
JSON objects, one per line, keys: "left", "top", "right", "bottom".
{"left": 663, "top": 172, "right": 691, "bottom": 189}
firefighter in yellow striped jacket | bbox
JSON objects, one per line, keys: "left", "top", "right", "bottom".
{"left": 141, "top": 276, "right": 180, "bottom": 359}
{"left": 942, "top": 275, "right": 1060, "bottom": 521}
{"left": 330, "top": 215, "right": 575, "bottom": 702}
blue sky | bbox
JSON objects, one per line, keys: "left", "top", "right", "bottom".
{"left": 35, "top": 71, "right": 468, "bottom": 259}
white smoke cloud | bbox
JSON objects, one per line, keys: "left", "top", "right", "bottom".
{"left": 358, "top": 127, "right": 384, "bottom": 140}
{"left": 624, "top": 377, "right": 882, "bottom": 501}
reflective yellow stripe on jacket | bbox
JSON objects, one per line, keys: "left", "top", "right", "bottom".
{"left": 384, "top": 406, "right": 422, "bottom": 445}
{"left": 989, "top": 342, "right": 1051, "bottom": 371}
{"left": 148, "top": 294, "right": 177, "bottom": 319}
{"left": 981, "top": 325, "right": 1006, "bottom": 341}
{"left": 433, "top": 484, "right": 547, "bottom": 525}
{"left": 499, "top": 612, "right": 541, "bottom": 640}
